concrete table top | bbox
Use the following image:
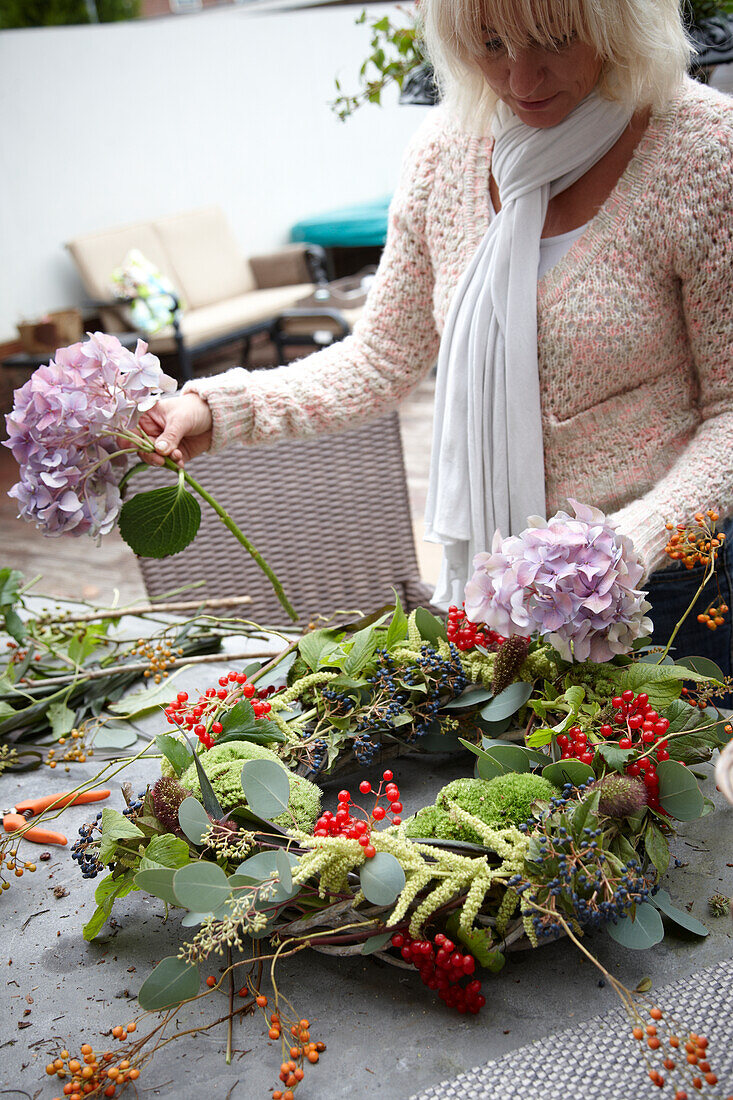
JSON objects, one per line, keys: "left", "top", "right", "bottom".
{"left": 2, "top": 650, "right": 732, "bottom": 1100}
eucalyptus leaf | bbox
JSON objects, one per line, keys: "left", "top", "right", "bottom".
{"left": 361, "top": 931, "right": 393, "bottom": 955}
{"left": 92, "top": 724, "right": 138, "bottom": 750}
{"left": 172, "top": 861, "right": 231, "bottom": 911}
{"left": 360, "top": 852, "right": 406, "bottom": 906}
{"left": 541, "top": 760, "right": 595, "bottom": 787}
{"left": 181, "top": 911, "right": 213, "bottom": 927}
{"left": 109, "top": 667, "right": 187, "bottom": 718}
{"left": 418, "top": 725, "right": 464, "bottom": 753}
{"left": 119, "top": 483, "right": 201, "bottom": 558}
{"left": 674, "top": 655, "right": 725, "bottom": 682}
{"left": 656, "top": 760, "right": 704, "bottom": 821}
{"left": 137, "top": 956, "right": 200, "bottom": 1010}
{"left": 481, "top": 744, "right": 533, "bottom": 774}
{"left": 651, "top": 888, "right": 709, "bottom": 937}
{"left": 235, "top": 850, "right": 300, "bottom": 904}
{"left": 476, "top": 715, "right": 513, "bottom": 737}
{"left": 476, "top": 754, "right": 505, "bottom": 781}
{"left": 240, "top": 759, "right": 290, "bottom": 819}
{"left": 605, "top": 902, "right": 664, "bottom": 949}
{"left": 480, "top": 681, "right": 532, "bottom": 722}
{"left": 134, "top": 867, "right": 178, "bottom": 906}
{"left": 177, "top": 797, "right": 211, "bottom": 846}
{"left": 442, "top": 687, "right": 494, "bottom": 711}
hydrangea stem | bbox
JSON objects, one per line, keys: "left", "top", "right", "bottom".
{"left": 163, "top": 460, "right": 298, "bottom": 623}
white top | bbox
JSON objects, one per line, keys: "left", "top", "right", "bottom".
{"left": 538, "top": 223, "right": 588, "bottom": 279}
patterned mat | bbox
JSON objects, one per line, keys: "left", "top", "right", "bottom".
{"left": 411, "top": 959, "right": 733, "bottom": 1100}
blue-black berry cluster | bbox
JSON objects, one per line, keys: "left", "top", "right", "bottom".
{"left": 70, "top": 813, "right": 103, "bottom": 879}
{"left": 512, "top": 782, "right": 651, "bottom": 939}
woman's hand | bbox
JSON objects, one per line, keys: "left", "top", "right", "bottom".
{"left": 137, "top": 393, "right": 213, "bottom": 467}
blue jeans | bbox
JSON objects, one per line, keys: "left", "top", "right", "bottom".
{"left": 644, "top": 519, "right": 733, "bottom": 694}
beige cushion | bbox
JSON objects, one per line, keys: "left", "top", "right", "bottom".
{"left": 66, "top": 222, "right": 172, "bottom": 301}
{"left": 153, "top": 207, "right": 254, "bottom": 309}
{"left": 146, "top": 283, "right": 315, "bottom": 352}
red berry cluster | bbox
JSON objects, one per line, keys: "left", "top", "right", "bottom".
{"left": 390, "top": 931, "right": 485, "bottom": 1014}
{"left": 313, "top": 771, "right": 403, "bottom": 859}
{"left": 557, "top": 725, "right": 594, "bottom": 765}
{"left": 163, "top": 671, "right": 275, "bottom": 748}
{"left": 446, "top": 604, "right": 505, "bottom": 652}
{"left": 611, "top": 690, "right": 670, "bottom": 810}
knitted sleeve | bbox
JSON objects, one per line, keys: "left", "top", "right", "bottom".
{"left": 610, "top": 92, "right": 733, "bottom": 576}
{"left": 182, "top": 117, "right": 443, "bottom": 450}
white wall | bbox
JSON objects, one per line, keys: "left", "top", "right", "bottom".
{"left": 0, "top": 4, "right": 431, "bottom": 342}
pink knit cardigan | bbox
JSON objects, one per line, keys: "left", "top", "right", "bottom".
{"left": 185, "top": 78, "right": 733, "bottom": 575}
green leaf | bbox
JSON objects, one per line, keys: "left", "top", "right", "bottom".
{"left": 480, "top": 681, "right": 532, "bottom": 722}
{"left": 172, "top": 861, "right": 231, "bottom": 911}
{"left": 361, "top": 932, "right": 393, "bottom": 955}
{"left": 418, "top": 725, "right": 464, "bottom": 753}
{"left": 596, "top": 742, "right": 635, "bottom": 773}
{"left": 442, "top": 687, "right": 494, "bottom": 711}
{"left": 644, "top": 821, "right": 670, "bottom": 875}
{"left": 0, "top": 567, "right": 23, "bottom": 608}
{"left": 118, "top": 483, "right": 201, "bottom": 559}
{"left": 92, "top": 724, "right": 138, "bottom": 750}
{"left": 650, "top": 888, "right": 709, "bottom": 937}
{"left": 414, "top": 607, "right": 448, "bottom": 645}
{"left": 476, "top": 754, "right": 505, "bottom": 781}
{"left": 605, "top": 902, "right": 664, "bottom": 949}
{"left": 235, "top": 850, "right": 300, "bottom": 904}
{"left": 184, "top": 738, "right": 225, "bottom": 819}
{"left": 98, "top": 808, "right": 144, "bottom": 863}
{"left": 541, "top": 760, "right": 595, "bottom": 787}
{"left": 482, "top": 744, "right": 533, "bottom": 774}
{"left": 674, "top": 655, "right": 725, "bottom": 682}
{"left": 144, "top": 833, "right": 190, "bottom": 869}
{"left": 68, "top": 622, "right": 109, "bottom": 665}
{"left": 343, "top": 626, "right": 378, "bottom": 676}
{"left": 656, "top": 760, "right": 704, "bottom": 821}
{"left": 526, "top": 729, "right": 554, "bottom": 748}
{"left": 82, "top": 872, "right": 137, "bottom": 941}
{"left": 137, "top": 957, "right": 200, "bottom": 1011}
{"left": 475, "top": 715, "right": 512, "bottom": 737}
{"left": 134, "top": 867, "right": 178, "bottom": 905}
{"left": 446, "top": 913, "right": 506, "bottom": 971}
{"left": 177, "top": 797, "right": 211, "bottom": 846}
{"left": 216, "top": 699, "right": 284, "bottom": 743}
{"left": 572, "top": 788, "right": 601, "bottom": 834}
{"left": 240, "top": 759, "right": 290, "bottom": 819}
{"left": 109, "top": 666, "right": 187, "bottom": 718}
{"left": 298, "top": 628, "right": 337, "bottom": 671}
{"left": 635, "top": 976, "right": 653, "bottom": 993}
{"left": 3, "top": 608, "right": 26, "bottom": 643}
{"left": 155, "top": 734, "right": 194, "bottom": 778}
{"left": 359, "top": 852, "right": 406, "bottom": 906}
{"left": 47, "top": 700, "right": 75, "bottom": 739}
{"left": 385, "top": 594, "right": 408, "bottom": 649}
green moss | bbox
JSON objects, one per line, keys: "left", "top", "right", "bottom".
{"left": 180, "top": 741, "right": 322, "bottom": 831}
{"left": 406, "top": 773, "right": 556, "bottom": 844}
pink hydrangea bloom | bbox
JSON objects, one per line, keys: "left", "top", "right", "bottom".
{"left": 4, "top": 333, "right": 176, "bottom": 538}
{"left": 464, "top": 500, "right": 652, "bottom": 663}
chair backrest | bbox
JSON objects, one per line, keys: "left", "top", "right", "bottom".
{"left": 135, "top": 412, "right": 433, "bottom": 626}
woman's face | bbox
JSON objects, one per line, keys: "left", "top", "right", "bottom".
{"left": 476, "top": 35, "right": 604, "bottom": 128}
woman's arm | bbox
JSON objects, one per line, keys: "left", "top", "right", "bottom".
{"left": 165, "top": 120, "right": 445, "bottom": 455}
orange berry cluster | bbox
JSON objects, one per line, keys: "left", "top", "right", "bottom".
{"left": 255, "top": 996, "right": 325, "bottom": 1098}
{"left": 129, "top": 636, "right": 184, "bottom": 682}
{"left": 46, "top": 1024, "right": 138, "bottom": 1099}
{"left": 1, "top": 843, "right": 36, "bottom": 890}
{"left": 664, "top": 511, "right": 725, "bottom": 570}
{"left": 696, "top": 601, "right": 729, "bottom": 631}
{"left": 632, "top": 1008, "right": 727, "bottom": 1095}
{"left": 47, "top": 728, "right": 92, "bottom": 770}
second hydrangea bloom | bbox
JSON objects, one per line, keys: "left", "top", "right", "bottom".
{"left": 464, "top": 499, "right": 652, "bottom": 663}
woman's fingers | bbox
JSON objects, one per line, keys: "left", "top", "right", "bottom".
{"left": 137, "top": 394, "right": 212, "bottom": 467}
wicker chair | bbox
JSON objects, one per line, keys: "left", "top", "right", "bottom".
{"left": 135, "top": 412, "right": 434, "bottom": 626}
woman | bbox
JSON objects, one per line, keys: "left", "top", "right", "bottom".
{"left": 140, "top": 0, "right": 733, "bottom": 669}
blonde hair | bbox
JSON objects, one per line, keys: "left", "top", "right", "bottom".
{"left": 420, "top": 0, "right": 692, "bottom": 134}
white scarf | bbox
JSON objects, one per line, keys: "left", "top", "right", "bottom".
{"left": 424, "top": 93, "right": 632, "bottom": 608}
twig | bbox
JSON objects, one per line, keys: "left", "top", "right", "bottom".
{"left": 17, "top": 649, "right": 282, "bottom": 687}
{"left": 41, "top": 596, "right": 254, "bottom": 623}
{"left": 21, "top": 908, "right": 50, "bottom": 931}
{"left": 226, "top": 947, "right": 234, "bottom": 1066}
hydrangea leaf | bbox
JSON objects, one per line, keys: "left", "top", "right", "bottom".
{"left": 119, "top": 483, "right": 201, "bottom": 559}
{"left": 137, "top": 957, "right": 200, "bottom": 1011}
